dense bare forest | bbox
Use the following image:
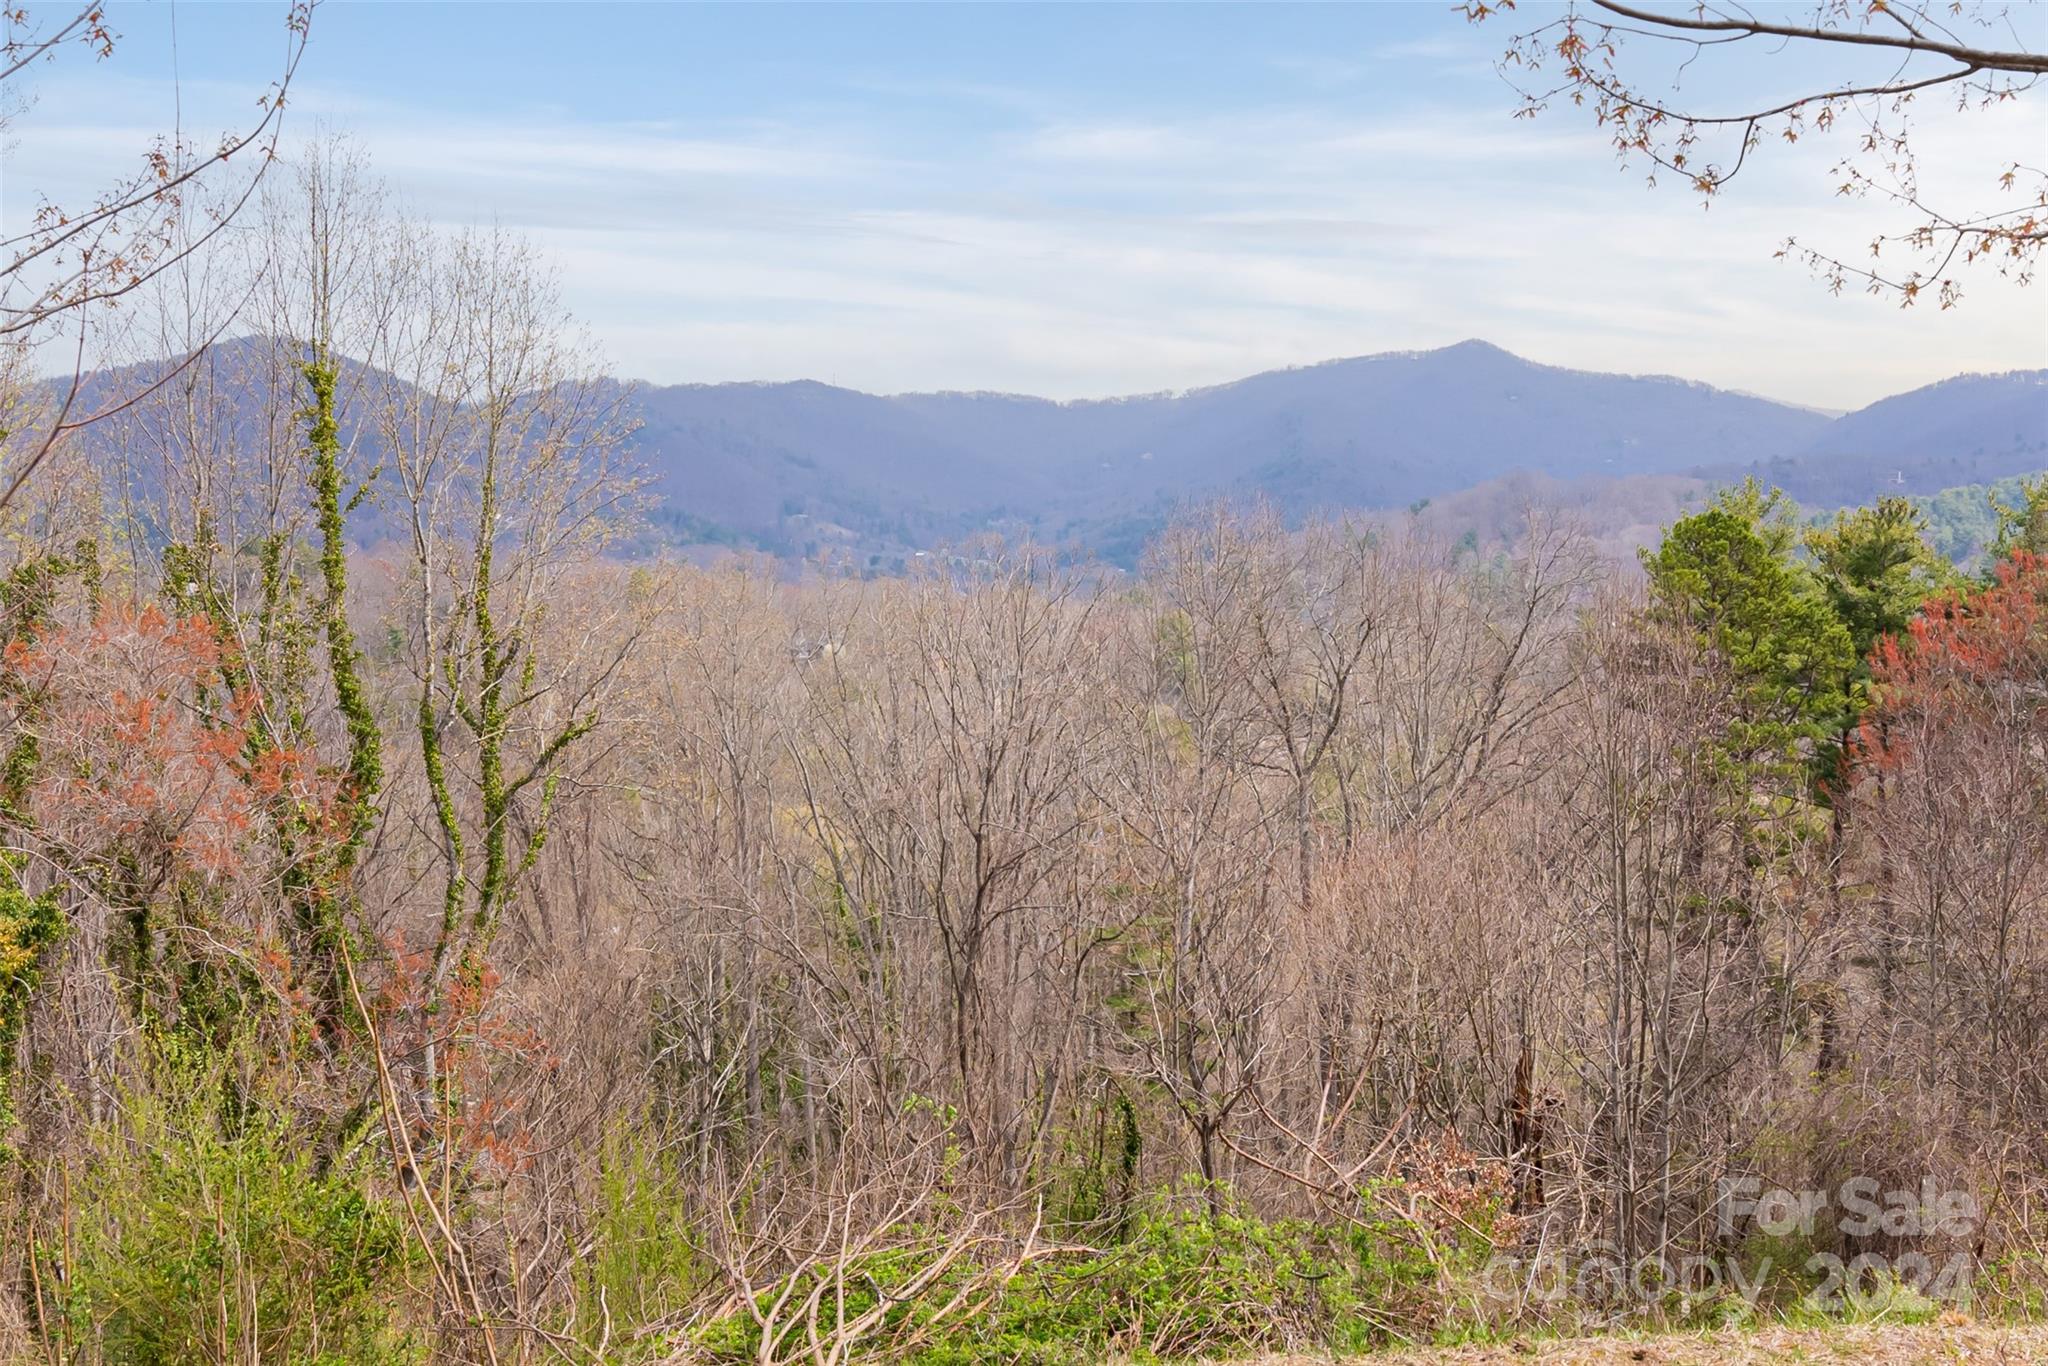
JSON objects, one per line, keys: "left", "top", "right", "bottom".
{"left": 0, "top": 141, "right": 2045, "bottom": 1365}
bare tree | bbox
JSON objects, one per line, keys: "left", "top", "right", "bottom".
{"left": 372, "top": 223, "right": 644, "bottom": 1009}
{"left": 1343, "top": 513, "right": 1591, "bottom": 834}
{"left": 0, "top": 1, "right": 312, "bottom": 512}
{"left": 1474, "top": 0, "right": 2046, "bottom": 304}
{"left": 790, "top": 550, "right": 1111, "bottom": 1183}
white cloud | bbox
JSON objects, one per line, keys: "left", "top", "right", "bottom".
{"left": 1021, "top": 123, "right": 1202, "bottom": 163}
{"left": 5, "top": 43, "right": 2044, "bottom": 413}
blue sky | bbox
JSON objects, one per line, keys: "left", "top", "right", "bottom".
{"left": 5, "top": 2, "right": 2045, "bottom": 409}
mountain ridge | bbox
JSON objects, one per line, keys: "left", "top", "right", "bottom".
{"left": 56, "top": 336, "right": 2048, "bottom": 566}
{"left": 632, "top": 341, "right": 2043, "bottom": 564}
{"left": 626, "top": 338, "right": 1843, "bottom": 410}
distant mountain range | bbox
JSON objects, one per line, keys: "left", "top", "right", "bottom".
{"left": 62, "top": 337, "right": 2048, "bottom": 567}
{"left": 630, "top": 340, "right": 2047, "bottom": 564}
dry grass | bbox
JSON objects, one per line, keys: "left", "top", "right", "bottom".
{"left": 1249, "top": 1320, "right": 2048, "bottom": 1364}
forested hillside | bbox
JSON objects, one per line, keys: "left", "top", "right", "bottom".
{"left": 65, "top": 339, "right": 2047, "bottom": 573}
{"left": 2, "top": 144, "right": 2046, "bottom": 1363}
{"left": 628, "top": 350, "right": 2044, "bottom": 564}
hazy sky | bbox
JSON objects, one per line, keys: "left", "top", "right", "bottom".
{"left": 5, "top": 2, "right": 2046, "bottom": 410}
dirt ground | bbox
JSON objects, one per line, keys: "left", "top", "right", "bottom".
{"left": 1251, "top": 1321, "right": 2048, "bottom": 1363}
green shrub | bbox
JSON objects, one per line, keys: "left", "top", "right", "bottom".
{"left": 50, "top": 1046, "right": 418, "bottom": 1366}
{"left": 930, "top": 1188, "right": 1362, "bottom": 1364}
{"left": 698, "top": 1182, "right": 1389, "bottom": 1366}
{"left": 1042, "top": 1086, "right": 1141, "bottom": 1239}
{"left": 0, "top": 859, "right": 62, "bottom": 1151}
{"left": 698, "top": 1175, "right": 1521, "bottom": 1365}
{"left": 567, "top": 1123, "right": 707, "bottom": 1360}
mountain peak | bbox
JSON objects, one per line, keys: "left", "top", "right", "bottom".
{"left": 1433, "top": 338, "right": 1518, "bottom": 360}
